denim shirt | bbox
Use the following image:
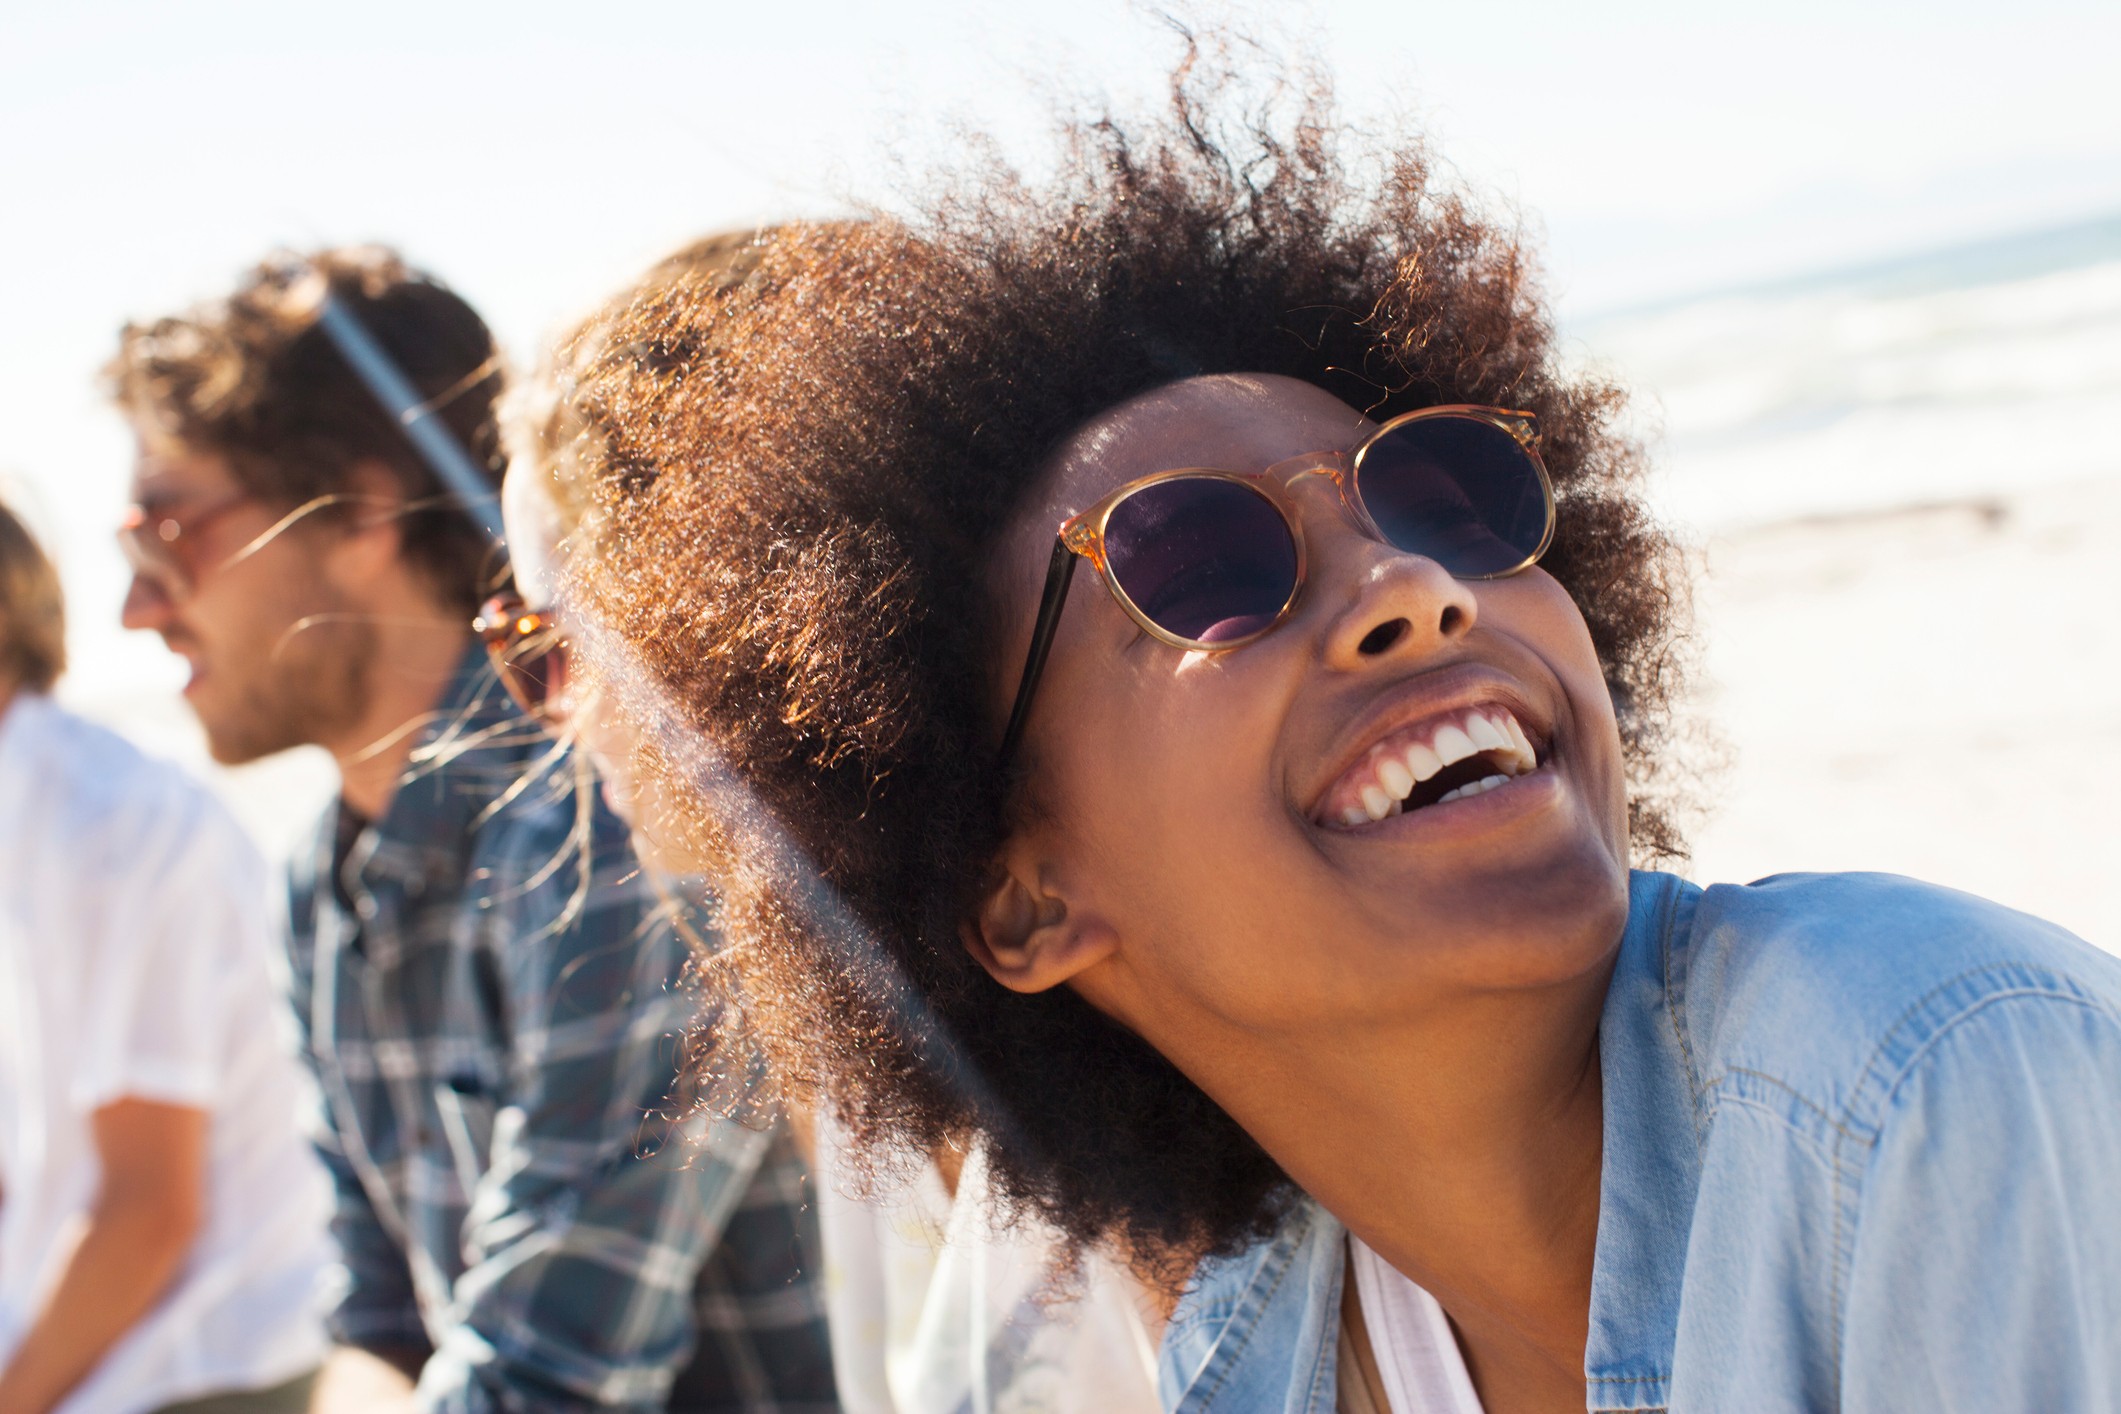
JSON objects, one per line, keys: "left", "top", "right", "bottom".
{"left": 1160, "top": 870, "right": 2121, "bottom": 1413}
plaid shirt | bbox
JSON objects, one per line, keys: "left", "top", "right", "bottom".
{"left": 284, "top": 648, "right": 836, "bottom": 1412}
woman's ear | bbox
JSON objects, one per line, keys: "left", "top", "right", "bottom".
{"left": 960, "top": 837, "right": 1119, "bottom": 994}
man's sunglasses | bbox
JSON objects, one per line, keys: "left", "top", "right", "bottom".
{"left": 474, "top": 590, "right": 569, "bottom": 717}
{"left": 116, "top": 493, "right": 262, "bottom": 602}
{"left": 998, "top": 404, "right": 1555, "bottom": 764}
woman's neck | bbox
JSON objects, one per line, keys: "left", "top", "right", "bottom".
{"left": 1199, "top": 971, "right": 1611, "bottom": 1412}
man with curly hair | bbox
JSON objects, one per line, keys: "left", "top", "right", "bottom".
{"left": 107, "top": 248, "right": 834, "bottom": 1414}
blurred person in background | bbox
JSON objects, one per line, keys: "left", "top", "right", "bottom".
{"left": 105, "top": 248, "right": 834, "bottom": 1414}
{"left": 0, "top": 500, "right": 330, "bottom": 1414}
{"left": 495, "top": 228, "right": 1160, "bottom": 1414}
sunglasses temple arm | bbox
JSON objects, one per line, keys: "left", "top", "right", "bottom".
{"left": 997, "top": 537, "right": 1080, "bottom": 768}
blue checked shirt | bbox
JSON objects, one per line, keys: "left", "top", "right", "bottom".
{"left": 284, "top": 648, "right": 836, "bottom": 1412}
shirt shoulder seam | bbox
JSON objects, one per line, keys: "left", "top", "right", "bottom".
{"left": 1826, "top": 963, "right": 2117, "bottom": 1393}
{"left": 1655, "top": 878, "right": 1710, "bottom": 1139}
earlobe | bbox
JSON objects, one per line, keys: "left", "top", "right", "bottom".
{"left": 961, "top": 856, "right": 1118, "bottom": 995}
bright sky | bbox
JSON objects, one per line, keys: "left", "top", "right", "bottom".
{"left": 4, "top": 0, "right": 2119, "bottom": 696}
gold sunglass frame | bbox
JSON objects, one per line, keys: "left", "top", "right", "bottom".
{"left": 999, "top": 404, "right": 1552, "bottom": 764}
{"left": 473, "top": 589, "right": 570, "bottom": 717}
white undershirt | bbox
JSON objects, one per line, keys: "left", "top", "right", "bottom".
{"left": 1350, "top": 1237, "right": 1486, "bottom": 1414}
{"left": 814, "top": 1112, "right": 1161, "bottom": 1414}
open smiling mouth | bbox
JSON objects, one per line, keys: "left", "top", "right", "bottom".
{"left": 1316, "top": 705, "right": 1544, "bottom": 829}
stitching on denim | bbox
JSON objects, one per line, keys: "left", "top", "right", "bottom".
{"left": 1827, "top": 968, "right": 2115, "bottom": 1399}
{"left": 1713, "top": 1066, "right": 1858, "bottom": 1141}
{"left": 1303, "top": 1288, "right": 1342, "bottom": 1414}
{"left": 1874, "top": 985, "right": 2111, "bottom": 1119}
{"left": 1842, "top": 964, "right": 2106, "bottom": 1139}
{"left": 1657, "top": 881, "right": 1709, "bottom": 1133}
{"left": 1702, "top": 1080, "right": 1841, "bottom": 1172}
{"left": 1594, "top": 1373, "right": 1671, "bottom": 1414}
{"left": 1183, "top": 1216, "right": 1313, "bottom": 1413}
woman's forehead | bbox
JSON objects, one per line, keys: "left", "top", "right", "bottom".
{"left": 1039, "top": 373, "right": 1375, "bottom": 515}
{"left": 500, "top": 459, "right": 567, "bottom": 607}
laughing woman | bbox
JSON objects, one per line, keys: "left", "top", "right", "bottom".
{"left": 559, "top": 58, "right": 2121, "bottom": 1414}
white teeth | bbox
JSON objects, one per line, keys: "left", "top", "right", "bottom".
{"left": 1436, "top": 773, "right": 1512, "bottom": 804}
{"left": 1501, "top": 720, "right": 1535, "bottom": 775}
{"left": 1466, "top": 714, "right": 1508, "bottom": 752}
{"left": 1326, "top": 709, "right": 1542, "bottom": 828}
{"left": 1431, "top": 724, "right": 1478, "bottom": 766}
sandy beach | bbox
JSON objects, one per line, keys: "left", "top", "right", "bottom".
{"left": 1584, "top": 232, "right": 2121, "bottom": 954}
{"left": 1685, "top": 476, "right": 2119, "bottom": 950}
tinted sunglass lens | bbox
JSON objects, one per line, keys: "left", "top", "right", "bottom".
{"left": 117, "top": 524, "right": 191, "bottom": 598}
{"left": 1103, "top": 478, "right": 1298, "bottom": 644}
{"left": 1356, "top": 416, "right": 1550, "bottom": 577}
{"left": 479, "top": 597, "right": 562, "bottom": 714}
{"left": 496, "top": 646, "right": 558, "bottom": 713}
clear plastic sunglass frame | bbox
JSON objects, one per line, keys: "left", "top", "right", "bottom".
{"left": 999, "top": 404, "right": 1553, "bottom": 764}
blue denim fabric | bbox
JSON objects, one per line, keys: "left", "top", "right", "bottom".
{"left": 1160, "top": 870, "right": 2121, "bottom": 1412}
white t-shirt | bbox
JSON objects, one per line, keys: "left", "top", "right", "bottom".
{"left": 1348, "top": 1238, "right": 1485, "bottom": 1414}
{"left": 0, "top": 695, "right": 331, "bottom": 1414}
{"left": 815, "top": 1112, "right": 1162, "bottom": 1414}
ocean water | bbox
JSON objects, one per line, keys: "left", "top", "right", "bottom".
{"left": 1571, "top": 210, "right": 2121, "bottom": 532}
{"left": 1570, "top": 213, "right": 2121, "bottom": 947}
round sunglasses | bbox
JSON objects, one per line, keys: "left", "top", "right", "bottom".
{"left": 998, "top": 404, "right": 1556, "bottom": 764}
{"left": 474, "top": 590, "right": 569, "bottom": 717}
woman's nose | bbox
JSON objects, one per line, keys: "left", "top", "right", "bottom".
{"left": 1319, "top": 548, "right": 1477, "bottom": 670}
{"left": 1280, "top": 475, "right": 1478, "bottom": 670}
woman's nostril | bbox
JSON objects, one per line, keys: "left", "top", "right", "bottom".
{"left": 1439, "top": 605, "right": 1467, "bottom": 637}
{"left": 1358, "top": 618, "right": 1410, "bottom": 656}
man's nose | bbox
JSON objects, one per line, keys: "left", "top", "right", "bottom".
{"left": 120, "top": 571, "right": 176, "bottom": 632}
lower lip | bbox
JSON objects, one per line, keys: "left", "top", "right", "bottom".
{"left": 1321, "top": 761, "right": 1563, "bottom": 842}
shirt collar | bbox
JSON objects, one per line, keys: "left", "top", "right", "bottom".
{"left": 1582, "top": 868, "right": 1705, "bottom": 1411}
{"left": 0, "top": 690, "right": 41, "bottom": 759}
{"left": 344, "top": 642, "right": 544, "bottom": 889}
{"left": 0, "top": 691, "right": 53, "bottom": 819}
{"left": 1161, "top": 870, "right": 1709, "bottom": 1414}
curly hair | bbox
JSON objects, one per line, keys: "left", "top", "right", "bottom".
{"left": 105, "top": 245, "right": 506, "bottom": 612}
{"left": 551, "top": 50, "right": 1693, "bottom": 1273}
{"left": 504, "top": 228, "right": 783, "bottom": 571}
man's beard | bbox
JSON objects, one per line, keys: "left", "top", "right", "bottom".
{"left": 195, "top": 584, "right": 378, "bottom": 767}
